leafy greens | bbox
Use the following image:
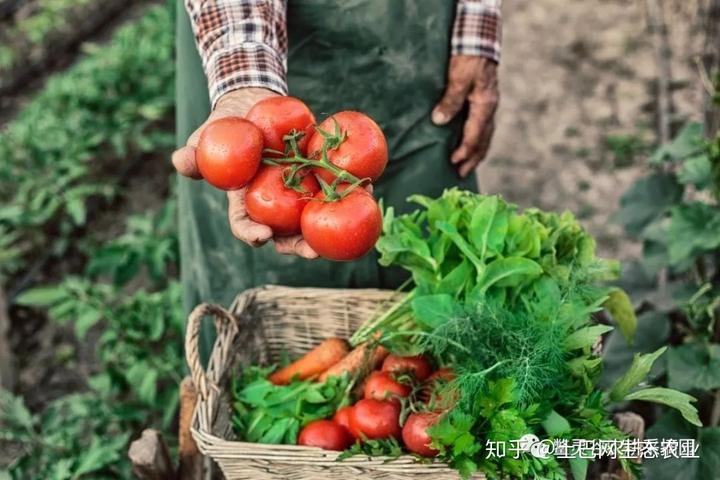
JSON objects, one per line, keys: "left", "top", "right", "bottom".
{"left": 351, "top": 189, "right": 699, "bottom": 479}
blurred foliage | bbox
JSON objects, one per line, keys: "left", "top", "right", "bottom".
{"left": 0, "top": 4, "right": 174, "bottom": 280}
{"left": 0, "top": 0, "right": 100, "bottom": 69}
{"left": 604, "top": 134, "right": 649, "bottom": 168}
{"left": 3, "top": 202, "right": 183, "bottom": 479}
{"left": 1, "top": 4, "right": 181, "bottom": 478}
{"left": 608, "top": 112, "right": 720, "bottom": 478}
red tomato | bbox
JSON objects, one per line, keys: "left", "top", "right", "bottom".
{"left": 297, "top": 420, "right": 353, "bottom": 451}
{"left": 349, "top": 399, "right": 401, "bottom": 440}
{"left": 308, "top": 111, "right": 388, "bottom": 183}
{"left": 402, "top": 412, "right": 440, "bottom": 457}
{"left": 246, "top": 96, "right": 316, "bottom": 156}
{"left": 333, "top": 406, "right": 356, "bottom": 438}
{"left": 364, "top": 371, "right": 410, "bottom": 403}
{"left": 245, "top": 165, "right": 320, "bottom": 236}
{"left": 381, "top": 355, "right": 432, "bottom": 381}
{"left": 300, "top": 186, "right": 382, "bottom": 261}
{"left": 196, "top": 117, "right": 264, "bottom": 190}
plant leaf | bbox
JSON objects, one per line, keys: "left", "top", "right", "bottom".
{"left": 476, "top": 256, "right": 542, "bottom": 292}
{"left": 667, "top": 202, "right": 720, "bottom": 268}
{"left": 667, "top": 342, "right": 720, "bottom": 392}
{"left": 678, "top": 154, "right": 713, "bottom": 188}
{"left": 469, "top": 196, "right": 507, "bottom": 259}
{"left": 600, "top": 311, "right": 670, "bottom": 390}
{"left": 650, "top": 122, "right": 704, "bottom": 164}
{"left": 74, "top": 307, "right": 102, "bottom": 339}
{"left": 611, "top": 172, "right": 682, "bottom": 236}
{"left": 603, "top": 288, "right": 637, "bottom": 344}
{"left": 609, "top": 347, "right": 666, "bottom": 401}
{"left": 564, "top": 325, "right": 614, "bottom": 351}
{"left": 14, "top": 286, "right": 67, "bottom": 306}
{"left": 411, "top": 294, "right": 456, "bottom": 329}
{"left": 624, "top": 387, "right": 701, "bottom": 427}
{"left": 542, "top": 409, "right": 571, "bottom": 436}
{"left": 569, "top": 457, "right": 588, "bottom": 480}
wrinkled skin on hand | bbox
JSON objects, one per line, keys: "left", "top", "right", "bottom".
{"left": 432, "top": 55, "right": 499, "bottom": 178}
{"left": 172, "top": 88, "right": 319, "bottom": 259}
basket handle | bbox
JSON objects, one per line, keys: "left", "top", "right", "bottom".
{"left": 184, "top": 303, "right": 238, "bottom": 400}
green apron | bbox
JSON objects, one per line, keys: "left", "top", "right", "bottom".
{"left": 176, "top": 0, "right": 476, "bottom": 356}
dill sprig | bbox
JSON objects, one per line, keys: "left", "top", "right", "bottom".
{"left": 420, "top": 293, "right": 571, "bottom": 408}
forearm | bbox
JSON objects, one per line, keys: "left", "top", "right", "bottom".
{"left": 184, "top": 0, "right": 288, "bottom": 107}
{"left": 452, "top": 0, "right": 502, "bottom": 63}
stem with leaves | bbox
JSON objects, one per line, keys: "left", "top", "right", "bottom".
{"left": 262, "top": 122, "right": 368, "bottom": 202}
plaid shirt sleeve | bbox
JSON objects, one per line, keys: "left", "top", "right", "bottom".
{"left": 452, "top": 0, "right": 502, "bottom": 62}
{"left": 185, "top": 0, "right": 502, "bottom": 107}
{"left": 184, "top": 0, "right": 288, "bottom": 107}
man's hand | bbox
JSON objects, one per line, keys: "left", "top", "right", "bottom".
{"left": 172, "top": 88, "right": 318, "bottom": 259}
{"left": 432, "top": 55, "right": 499, "bottom": 178}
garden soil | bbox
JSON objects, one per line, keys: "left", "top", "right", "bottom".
{"left": 481, "top": 0, "right": 705, "bottom": 260}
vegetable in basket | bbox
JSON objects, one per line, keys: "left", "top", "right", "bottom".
{"left": 348, "top": 189, "right": 702, "bottom": 479}
{"left": 229, "top": 189, "right": 702, "bottom": 480}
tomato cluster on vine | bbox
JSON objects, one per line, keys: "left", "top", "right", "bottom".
{"left": 195, "top": 96, "right": 388, "bottom": 261}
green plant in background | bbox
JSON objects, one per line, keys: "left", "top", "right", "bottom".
{"left": 604, "top": 133, "right": 649, "bottom": 168}
{"left": 0, "top": 391, "right": 132, "bottom": 479}
{"left": 0, "top": 0, "right": 116, "bottom": 73}
{"left": 85, "top": 200, "right": 179, "bottom": 288}
{"left": 607, "top": 92, "right": 720, "bottom": 477}
{"left": 2, "top": 201, "right": 183, "bottom": 479}
{"left": 0, "top": 4, "right": 174, "bottom": 280}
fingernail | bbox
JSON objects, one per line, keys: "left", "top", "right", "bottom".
{"left": 431, "top": 109, "right": 447, "bottom": 125}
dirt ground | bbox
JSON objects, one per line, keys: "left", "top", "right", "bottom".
{"left": 480, "top": 0, "right": 706, "bottom": 260}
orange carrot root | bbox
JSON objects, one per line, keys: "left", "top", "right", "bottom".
{"left": 269, "top": 337, "right": 349, "bottom": 385}
{"left": 317, "top": 341, "right": 388, "bottom": 383}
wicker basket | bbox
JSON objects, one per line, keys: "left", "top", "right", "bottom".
{"left": 184, "top": 285, "right": 480, "bottom": 480}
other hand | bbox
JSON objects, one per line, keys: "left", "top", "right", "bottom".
{"left": 432, "top": 55, "right": 499, "bottom": 178}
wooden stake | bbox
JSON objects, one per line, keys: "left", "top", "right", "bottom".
{"left": 178, "top": 377, "right": 203, "bottom": 480}
{"left": 128, "top": 429, "right": 175, "bottom": 480}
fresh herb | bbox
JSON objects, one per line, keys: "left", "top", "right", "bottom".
{"left": 231, "top": 366, "right": 351, "bottom": 444}
{"left": 351, "top": 190, "right": 633, "bottom": 349}
{"left": 354, "top": 189, "right": 700, "bottom": 479}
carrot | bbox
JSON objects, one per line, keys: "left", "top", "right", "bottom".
{"left": 269, "top": 337, "right": 349, "bottom": 385}
{"left": 317, "top": 341, "right": 388, "bottom": 383}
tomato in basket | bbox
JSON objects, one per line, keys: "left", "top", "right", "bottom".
{"left": 363, "top": 371, "right": 410, "bottom": 403}
{"left": 348, "top": 398, "right": 401, "bottom": 440}
{"left": 402, "top": 412, "right": 440, "bottom": 457}
{"left": 297, "top": 419, "right": 353, "bottom": 451}
{"left": 381, "top": 354, "right": 432, "bottom": 381}
{"left": 333, "top": 406, "right": 356, "bottom": 438}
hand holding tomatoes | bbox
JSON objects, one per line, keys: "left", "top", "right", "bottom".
{"left": 172, "top": 89, "right": 317, "bottom": 257}
{"left": 174, "top": 92, "right": 388, "bottom": 262}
